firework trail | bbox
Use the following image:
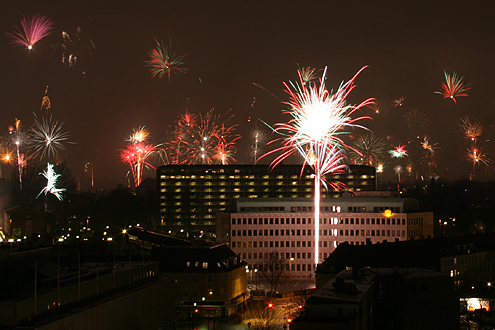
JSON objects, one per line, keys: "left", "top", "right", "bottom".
{"left": 435, "top": 71, "right": 470, "bottom": 104}
{"left": 145, "top": 38, "right": 187, "bottom": 80}
{"left": 84, "top": 162, "right": 94, "bottom": 188}
{"left": 246, "top": 124, "right": 269, "bottom": 164}
{"left": 6, "top": 14, "right": 54, "bottom": 50}
{"left": 7, "top": 119, "right": 30, "bottom": 189}
{"left": 40, "top": 85, "right": 51, "bottom": 113}
{"left": 389, "top": 144, "right": 408, "bottom": 190}
{"left": 420, "top": 137, "right": 439, "bottom": 177}
{"left": 350, "top": 133, "right": 386, "bottom": 166}
{"left": 263, "top": 66, "right": 373, "bottom": 265}
{"left": 38, "top": 162, "right": 65, "bottom": 201}
{"left": 31, "top": 113, "right": 72, "bottom": 159}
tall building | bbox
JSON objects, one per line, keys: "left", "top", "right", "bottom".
{"left": 157, "top": 164, "right": 376, "bottom": 236}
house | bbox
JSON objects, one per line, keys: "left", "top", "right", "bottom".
{"left": 3, "top": 205, "right": 50, "bottom": 240}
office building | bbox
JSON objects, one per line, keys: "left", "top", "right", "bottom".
{"left": 157, "top": 164, "right": 376, "bottom": 236}
{"left": 217, "top": 196, "right": 433, "bottom": 278}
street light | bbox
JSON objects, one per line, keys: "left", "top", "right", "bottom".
{"left": 289, "top": 258, "right": 295, "bottom": 296}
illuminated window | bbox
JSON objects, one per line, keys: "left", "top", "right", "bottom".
{"left": 202, "top": 262, "right": 208, "bottom": 269}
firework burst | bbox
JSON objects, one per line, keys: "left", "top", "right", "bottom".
{"left": 298, "top": 66, "right": 321, "bottom": 86}
{"left": 466, "top": 146, "right": 489, "bottom": 180}
{"left": 6, "top": 14, "right": 54, "bottom": 50}
{"left": 31, "top": 113, "right": 72, "bottom": 159}
{"left": 459, "top": 116, "right": 483, "bottom": 144}
{"left": 350, "top": 133, "right": 386, "bottom": 166}
{"left": 120, "top": 127, "right": 164, "bottom": 187}
{"left": 389, "top": 144, "right": 408, "bottom": 158}
{"left": 421, "top": 136, "right": 439, "bottom": 154}
{"left": 435, "top": 71, "right": 470, "bottom": 104}
{"left": 145, "top": 38, "right": 187, "bottom": 80}
{"left": 120, "top": 142, "right": 157, "bottom": 187}
{"left": 263, "top": 66, "right": 373, "bottom": 265}
{"left": 127, "top": 126, "right": 150, "bottom": 144}
{"left": 392, "top": 96, "right": 406, "bottom": 107}
{"left": 37, "top": 162, "right": 65, "bottom": 201}
{"left": 166, "top": 109, "right": 240, "bottom": 165}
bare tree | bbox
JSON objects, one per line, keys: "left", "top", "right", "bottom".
{"left": 259, "top": 252, "right": 289, "bottom": 299}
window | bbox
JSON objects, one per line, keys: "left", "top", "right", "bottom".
{"left": 203, "top": 262, "right": 208, "bottom": 269}
{"left": 193, "top": 275, "right": 198, "bottom": 282}
{"left": 184, "top": 275, "right": 189, "bottom": 282}
{"left": 207, "top": 275, "right": 213, "bottom": 283}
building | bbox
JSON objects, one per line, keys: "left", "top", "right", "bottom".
{"left": 218, "top": 196, "right": 433, "bottom": 279}
{"left": 152, "top": 242, "right": 248, "bottom": 319}
{"left": 291, "top": 267, "right": 458, "bottom": 330}
{"left": 0, "top": 247, "right": 176, "bottom": 330}
{"left": 2, "top": 205, "right": 50, "bottom": 240}
{"left": 157, "top": 164, "right": 376, "bottom": 236}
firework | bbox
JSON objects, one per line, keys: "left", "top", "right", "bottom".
{"left": 127, "top": 126, "right": 150, "bottom": 144}
{"left": 263, "top": 66, "right": 373, "bottom": 265}
{"left": 392, "top": 96, "right": 406, "bottom": 107}
{"left": 7, "top": 119, "right": 30, "bottom": 189}
{"left": 57, "top": 21, "right": 96, "bottom": 76}
{"left": 435, "top": 71, "right": 470, "bottom": 104}
{"left": 421, "top": 137, "right": 438, "bottom": 154}
{"left": 166, "top": 109, "right": 240, "bottom": 165}
{"left": 84, "top": 162, "right": 94, "bottom": 188}
{"left": 403, "top": 109, "right": 428, "bottom": 135}
{"left": 466, "top": 146, "right": 489, "bottom": 180}
{"left": 247, "top": 125, "right": 269, "bottom": 164}
{"left": 120, "top": 142, "right": 157, "bottom": 187}
{"left": 145, "top": 38, "right": 187, "bottom": 79}
{"left": 298, "top": 66, "right": 321, "bottom": 86}
{"left": 120, "top": 127, "right": 164, "bottom": 187}
{"left": 6, "top": 14, "right": 54, "bottom": 50}
{"left": 459, "top": 116, "right": 483, "bottom": 144}
{"left": 389, "top": 144, "right": 408, "bottom": 158}
{"left": 350, "top": 133, "right": 386, "bottom": 166}
{"left": 37, "top": 162, "right": 65, "bottom": 201}
{"left": 31, "top": 113, "right": 72, "bottom": 159}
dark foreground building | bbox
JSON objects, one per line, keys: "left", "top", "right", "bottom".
{"left": 0, "top": 246, "right": 176, "bottom": 330}
{"left": 291, "top": 267, "right": 458, "bottom": 330}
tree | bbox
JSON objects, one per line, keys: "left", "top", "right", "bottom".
{"left": 259, "top": 252, "right": 290, "bottom": 299}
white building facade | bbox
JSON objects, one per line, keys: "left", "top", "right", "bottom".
{"left": 219, "top": 197, "right": 432, "bottom": 279}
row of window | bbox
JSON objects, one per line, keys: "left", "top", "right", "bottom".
{"left": 176, "top": 289, "right": 216, "bottom": 297}
{"left": 232, "top": 229, "right": 406, "bottom": 238}
{"left": 175, "top": 274, "right": 223, "bottom": 283}
{"left": 232, "top": 217, "right": 406, "bottom": 226}
{"left": 248, "top": 262, "right": 316, "bottom": 272}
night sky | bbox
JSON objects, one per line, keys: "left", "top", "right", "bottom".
{"left": 1, "top": 1, "right": 495, "bottom": 190}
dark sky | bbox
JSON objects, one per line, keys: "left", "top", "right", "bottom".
{"left": 1, "top": 1, "right": 495, "bottom": 189}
